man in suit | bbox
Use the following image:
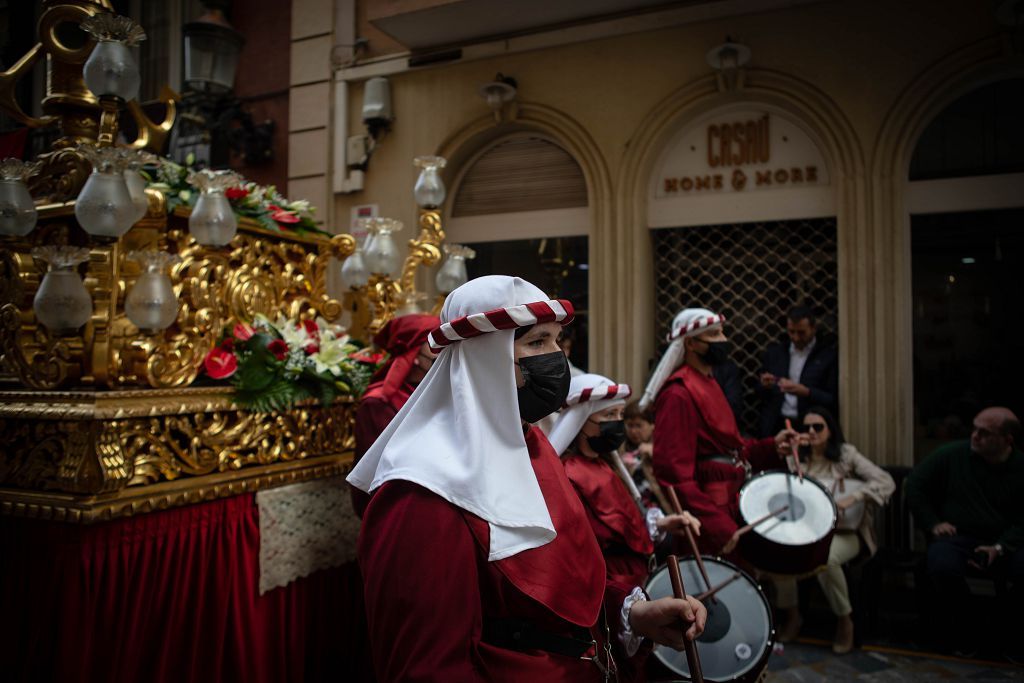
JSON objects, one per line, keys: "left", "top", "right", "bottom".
{"left": 756, "top": 306, "right": 838, "bottom": 437}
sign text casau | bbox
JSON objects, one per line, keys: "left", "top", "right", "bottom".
{"left": 657, "top": 111, "right": 829, "bottom": 198}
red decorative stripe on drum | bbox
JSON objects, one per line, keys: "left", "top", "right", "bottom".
{"left": 564, "top": 383, "right": 632, "bottom": 407}
{"left": 668, "top": 313, "right": 726, "bottom": 341}
{"left": 428, "top": 299, "right": 575, "bottom": 350}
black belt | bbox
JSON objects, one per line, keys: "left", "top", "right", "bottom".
{"left": 482, "top": 618, "right": 594, "bottom": 658}
{"left": 697, "top": 453, "right": 738, "bottom": 466}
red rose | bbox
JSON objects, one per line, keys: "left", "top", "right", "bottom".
{"left": 267, "top": 339, "right": 289, "bottom": 360}
{"left": 303, "top": 341, "right": 319, "bottom": 355}
{"left": 225, "top": 187, "right": 249, "bottom": 201}
{"left": 233, "top": 323, "right": 255, "bottom": 341}
{"left": 219, "top": 337, "right": 235, "bottom": 351}
{"left": 301, "top": 318, "right": 319, "bottom": 339}
{"left": 268, "top": 204, "right": 301, "bottom": 225}
{"left": 204, "top": 347, "right": 238, "bottom": 379}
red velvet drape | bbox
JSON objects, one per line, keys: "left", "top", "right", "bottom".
{"left": 0, "top": 493, "right": 372, "bottom": 683}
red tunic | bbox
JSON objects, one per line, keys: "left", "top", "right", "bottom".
{"left": 563, "top": 454, "right": 653, "bottom": 588}
{"left": 653, "top": 366, "right": 778, "bottom": 554}
{"left": 350, "top": 391, "right": 403, "bottom": 518}
{"left": 359, "top": 428, "right": 640, "bottom": 682}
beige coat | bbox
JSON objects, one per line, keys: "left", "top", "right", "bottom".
{"left": 799, "top": 443, "right": 896, "bottom": 557}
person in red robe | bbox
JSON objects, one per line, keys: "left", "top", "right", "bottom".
{"left": 639, "top": 308, "right": 796, "bottom": 558}
{"left": 548, "top": 373, "right": 701, "bottom": 589}
{"left": 350, "top": 313, "right": 439, "bottom": 517}
{"left": 348, "top": 276, "right": 706, "bottom": 682}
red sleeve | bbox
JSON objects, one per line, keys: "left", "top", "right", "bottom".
{"left": 350, "top": 398, "right": 398, "bottom": 517}
{"left": 743, "top": 436, "right": 781, "bottom": 473}
{"left": 652, "top": 383, "right": 738, "bottom": 549}
{"left": 571, "top": 480, "right": 622, "bottom": 550}
{"left": 359, "top": 481, "right": 485, "bottom": 682}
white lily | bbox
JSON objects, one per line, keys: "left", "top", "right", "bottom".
{"left": 311, "top": 336, "right": 349, "bottom": 375}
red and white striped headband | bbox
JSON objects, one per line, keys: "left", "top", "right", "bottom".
{"left": 668, "top": 313, "right": 725, "bottom": 342}
{"left": 564, "top": 383, "right": 631, "bottom": 408}
{"left": 428, "top": 299, "right": 574, "bottom": 350}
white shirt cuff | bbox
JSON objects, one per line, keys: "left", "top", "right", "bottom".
{"left": 618, "top": 586, "right": 648, "bottom": 657}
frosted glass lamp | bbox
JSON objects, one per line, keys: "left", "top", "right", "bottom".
{"left": 361, "top": 217, "right": 403, "bottom": 277}
{"left": 435, "top": 244, "right": 476, "bottom": 294}
{"left": 187, "top": 169, "right": 242, "bottom": 246}
{"left": 31, "top": 246, "right": 93, "bottom": 335}
{"left": 413, "top": 156, "right": 447, "bottom": 209}
{"left": 125, "top": 250, "right": 182, "bottom": 333}
{"left": 80, "top": 14, "right": 146, "bottom": 101}
{"left": 75, "top": 145, "right": 136, "bottom": 239}
{"left": 0, "top": 159, "right": 39, "bottom": 237}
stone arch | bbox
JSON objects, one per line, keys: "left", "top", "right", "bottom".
{"left": 612, "top": 69, "right": 874, "bottom": 453}
{"left": 871, "top": 36, "right": 1024, "bottom": 463}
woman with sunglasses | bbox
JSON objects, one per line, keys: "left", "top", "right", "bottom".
{"left": 773, "top": 406, "right": 895, "bottom": 654}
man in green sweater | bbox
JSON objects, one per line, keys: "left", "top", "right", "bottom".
{"left": 907, "top": 406, "right": 1023, "bottom": 660}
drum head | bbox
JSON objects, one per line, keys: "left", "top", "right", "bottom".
{"left": 738, "top": 472, "right": 835, "bottom": 546}
{"left": 646, "top": 557, "right": 773, "bottom": 682}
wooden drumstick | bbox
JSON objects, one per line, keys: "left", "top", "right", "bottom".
{"left": 667, "top": 554, "right": 705, "bottom": 683}
{"left": 667, "top": 488, "right": 715, "bottom": 601}
{"left": 734, "top": 504, "right": 790, "bottom": 537}
{"left": 785, "top": 419, "right": 804, "bottom": 482}
{"left": 695, "top": 571, "right": 742, "bottom": 603}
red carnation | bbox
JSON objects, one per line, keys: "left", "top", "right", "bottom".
{"left": 204, "top": 347, "right": 238, "bottom": 379}
{"left": 225, "top": 187, "right": 249, "bottom": 201}
{"left": 267, "top": 339, "right": 289, "bottom": 360}
{"left": 233, "top": 323, "right": 255, "bottom": 341}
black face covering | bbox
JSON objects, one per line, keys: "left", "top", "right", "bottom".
{"left": 516, "top": 351, "right": 571, "bottom": 423}
{"left": 698, "top": 340, "right": 732, "bottom": 366}
{"left": 586, "top": 419, "right": 626, "bottom": 454}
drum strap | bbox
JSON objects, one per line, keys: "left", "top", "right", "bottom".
{"left": 482, "top": 618, "right": 595, "bottom": 658}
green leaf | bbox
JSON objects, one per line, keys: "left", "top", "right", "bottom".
{"left": 234, "top": 378, "right": 303, "bottom": 412}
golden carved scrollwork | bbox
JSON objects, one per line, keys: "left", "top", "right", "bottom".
{"left": 0, "top": 388, "right": 356, "bottom": 522}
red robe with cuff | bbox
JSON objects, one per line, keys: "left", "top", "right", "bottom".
{"left": 563, "top": 454, "right": 654, "bottom": 588}
{"left": 351, "top": 390, "right": 405, "bottom": 518}
{"left": 359, "top": 427, "right": 644, "bottom": 682}
{"left": 653, "top": 365, "right": 779, "bottom": 555}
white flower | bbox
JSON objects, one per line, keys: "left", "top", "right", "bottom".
{"left": 310, "top": 336, "right": 349, "bottom": 375}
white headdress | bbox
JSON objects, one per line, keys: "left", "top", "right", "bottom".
{"left": 547, "top": 373, "right": 631, "bottom": 456}
{"left": 347, "top": 275, "right": 574, "bottom": 561}
{"left": 638, "top": 307, "right": 725, "bottom": 411}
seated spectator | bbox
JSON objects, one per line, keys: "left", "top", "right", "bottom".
{"left": 907, "top": 407, "right": 1024, "bottom": 661}
{"left": 756, "top": 306, "right": 838, "bottom": 437}
{"left": 772, "top": 406, "right": 895, "bottom": 654}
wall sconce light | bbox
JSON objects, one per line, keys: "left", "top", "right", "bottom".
{"left": 362, "top": 77, "right": 393, "bottom": 140}
{"left": 479, "top": 73, "right": 517, "bottom": 119}
{"left": 706, "top": 38, "right": 751, "bottom": 92}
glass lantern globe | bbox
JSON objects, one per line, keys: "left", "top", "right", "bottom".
{"left": 125, "top": 250, "right": 182, "bottom": 334}
{"left": 75, "top": 145, "right": 136, "bottom": 239}
{"left": 80, "top": 14, "right": 146, "bottom": 101}
{"left": 187, "top": 170, "right": 243, "bottom": 246}
{"left": 31, "top": 246, "right": 93, "bottom": 336}
{"left": 0, "top": 159, "right": 39, "bottom": 237}
{"left": 435, "top": 244, "right": 476, "bottom": 294}
{"left": 413, "top": 156, "right": 447, "bottom": 209}
{"left": 361, "top": 218, "right": 404, "bottom": 277}
{"left": 340, "top": 250, "right": 370, "bottom": 289}
{"left": 183, "top": 10, "right": 245, "bottom": 95}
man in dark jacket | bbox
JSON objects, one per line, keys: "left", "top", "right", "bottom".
{"left": 755, "top": 306, "right": 838, "bottom": 437}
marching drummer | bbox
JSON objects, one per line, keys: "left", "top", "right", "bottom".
{"left": 639, "top": 307, "right": 797, "bottom": 558}
{"left": 548, "top": 373, "right": 702, "bottom": 589}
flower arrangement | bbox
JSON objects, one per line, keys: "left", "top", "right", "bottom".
{"left": 203, "top": 314, "right": 382, "bottom": 411}
{"left": 146, "top": 154, "right": 331, "bottom": 238}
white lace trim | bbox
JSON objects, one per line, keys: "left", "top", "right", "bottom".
{"left": 646, "top": 506, "right": 666, "bottom": 543}
{"left": 256, "top": 477, "right": 358, "bottom": 594}
{"left": 618, "top": 586, "right": 648, "bottom": 656}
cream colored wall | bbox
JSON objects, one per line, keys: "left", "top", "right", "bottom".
{"left": 326, "top": 0, "right": 1012, "bottom": 464}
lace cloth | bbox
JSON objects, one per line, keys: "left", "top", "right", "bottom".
{"left": 256, "top": 477, "right": 360, "bottom": 594}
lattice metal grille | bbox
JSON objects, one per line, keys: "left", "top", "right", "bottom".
{"left": 651, "top": 218, "right": 838, "bottom": 434}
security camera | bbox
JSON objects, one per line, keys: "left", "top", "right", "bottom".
{"left": 362, "top": 76, "right": 392, "bottom": 139}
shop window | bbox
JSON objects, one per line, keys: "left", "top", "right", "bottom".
{"left": 651, "top": 218, "right": 838, "bottom": 434}
{"left": 909, "top": 78, "right": 1024, "bottom": 180}
{"left": 911, "top": 208, "right": 1024, "bottom": 460}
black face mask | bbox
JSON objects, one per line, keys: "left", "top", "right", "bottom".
{"left": 586, "top": 419, "right": 626, "bottom": 453}
{"left": 516, "top": 351, "right": 571, "bottom": 423}
{"left": 698, "top": 340, "right": 732, "bottom": 366}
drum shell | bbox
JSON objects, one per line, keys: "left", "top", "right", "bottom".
{"left": 737, "top": 472, "right": 837, "bottom": 577}
{"left": 645, "top": 556, "right": 774, "bottom": 683}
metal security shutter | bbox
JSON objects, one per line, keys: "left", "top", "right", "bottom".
{"left": 452, "top": 136, "right": 587, "bottom": 217}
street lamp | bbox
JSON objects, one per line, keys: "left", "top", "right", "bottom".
{"left": 183, "top": 6, "right": 245, "bottom": 95}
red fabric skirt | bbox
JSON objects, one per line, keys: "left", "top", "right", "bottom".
{"left": 0, "top": 493, "right": 373, "bottom": 683}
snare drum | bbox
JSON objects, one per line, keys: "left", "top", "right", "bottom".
{"left": 645, "top": 556, "right": 774, "bottom": 682}
{"left": 737, "top": 471, "right": 836, "bottom": 576}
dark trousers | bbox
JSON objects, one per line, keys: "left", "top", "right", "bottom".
{"left": 925, "top": 535, "right": 1024, "bottom": 651}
